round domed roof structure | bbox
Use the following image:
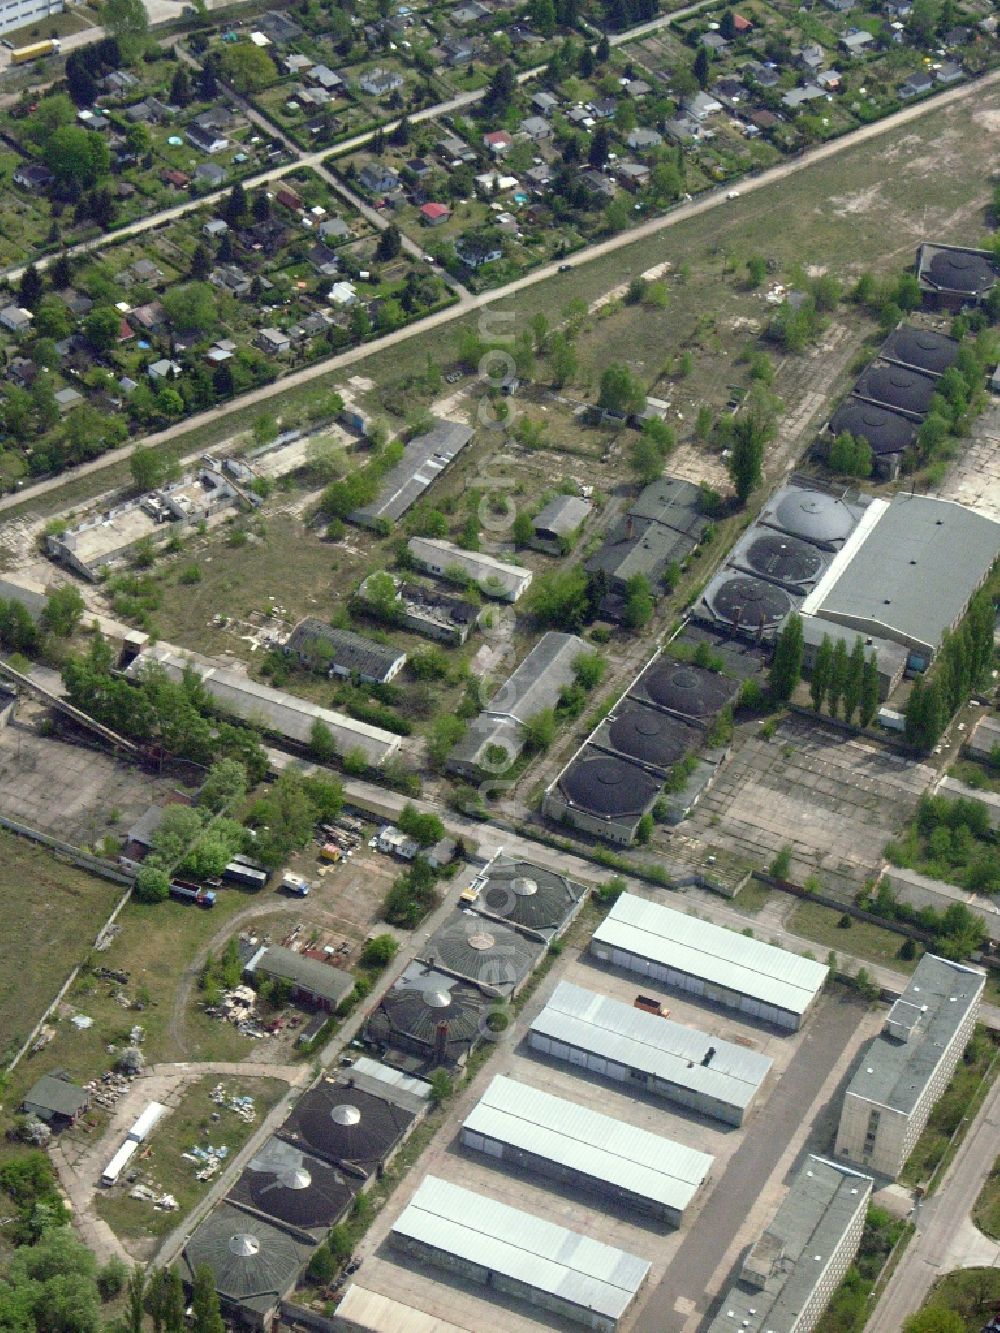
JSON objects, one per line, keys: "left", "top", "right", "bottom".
{"left": 633, "top": 661, "right": 732, "bottom": 718}
{"left": 479, "top": 859, "right": 582, "bottom": 933}
{"left": 707, "top": 576, "right": 792, "bottom": 631}
{"left": 559, "top": 752, "right": 661, "bottom": 818}
{"left": 881, "top": 324, "right": 959, "bottom": 376}
{"left": 743, "top": 533, "right": 824, "bottom": 588}
{"left": 604, "top": 701, "right": 693, "bottom": 768}
{"left": 926, "top": 248, "right": 995, "bottom": 295}
{"left": 771, "top": 490, "right": 855, "bottom": 545}
{"left": 829, "top": 399, "right": 917, "bottom": 456}
{"left": 231, "top": 1142, "right": 355, "bottom": 1231}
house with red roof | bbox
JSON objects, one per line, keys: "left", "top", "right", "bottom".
{"left": 420, "top": 202, "right": 451, "bottom": 226}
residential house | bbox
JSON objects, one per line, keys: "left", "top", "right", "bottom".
{"left": 798, "top": 42, "right": 825, "bottom": 72}
{"left": 438, "top": 134, "right": 477, "bottom": 165}
{"left": 452, "top": 0, "right": 489, "bottom": 21}
{"left": 616, "top": 161, "right": 650, "bottom": 191}
{"left": 275, "top": 184, "right": 303, "bottom": 211}
{"left": 54, "top": 387, "right": 83, "bottom": 413}
{"left": 701, "top": 30, "right": 728, "bottom": 52}
{"left": 623, "top": 77, "right": 652, "bottom": 96}
{"left": 682, "top": 91, "right": 724, "bottom": 120}
{"left": 582, "top": 169, "right": 616, "bottom": 200}
{"left": 307, "top": 242, "right": 341, "bottom": 276}
{"left": 626, "top": 127, "right": 663, "bottom": 149}
{"left": 256, "top": 328, "right": 291, "bottom": 355}
{"left": 203, "top": 217, "right": 228, "bottom": 238}
{"left": 319, "top": 216, "right": 350, "bottom": 241}
{"left": 520, "top": 115, "right": 552, "bottom": 140}
{"left": 359, "top": 67, "right": 403, "bottom": 96}
{"left": 211, "top": 265, "right": 252, "bottom": 297}
{"left": 405, "top": 157, "right": 433, "bottom": 178}
{"left": 532, "top": 89, "right": 559, "bottom": 116}
{"left": 147, "top": 359, "right": 180, "bottom": 381}
{"left": 732, "top": 12, "right": 753, "bottom": 31}
{"left": 483, "top": 129, "right": 513, "bottom": 156}
{"left": 782, "top": 84, "right": 825, "bottom": 108}
{"left": 936, "top": 60, "right": 964, "bottom": 84}
{"left": 665, "top": 114, "right": 704, "bottom": 143}
{"left": 816, "top": 68, "right": 843, "bottom": 90}
{"left": 443, "top": 35, "right": 475, "bottom": 65}
{"left": 899, "top": 68, "right": 934, "bottom": 97}
{"left": 455, "top": 234, "right": 503, "bottom": 268}
{"left": 420, "top": 201, "right": 451, "bottom": 225}
{"left": 525, "top": 162, "right": 552, "bottom": 190}
{"left": 359, "top": 162, "right": 401, "bottom": 195}
{"left": 21, "top": 1075, "right": 89, "bottom": 1128}
{"left": 284, "top": 52, "right": 312, "bottom": 74}
{"left": 840, "top": 28, "right": 874, "bottom": 55}
{"left": 0, "top": 306, "right": 32, "bottom": 335}
{"left": 591, "top": 96, "right": 618, "bottom": 119}
{"left": 309, "top": 63, "right": 345, "bottom": 92}
{"left": 187, "top": 119, "right": 229, "bottom": 155}
{"left": 162, "top": 168, "right": 190, "bottom": 189}
{"left": 743, "top": 59, "right": 780, "bottom": 87}
{"left": 206, "top": 339, "right": 236, "bottom": 365}
{"left": 13, "top": 162, "right": 53, "bottom": 193}
{"left": 328, "top": 281, "right": 357, "bottom": 306}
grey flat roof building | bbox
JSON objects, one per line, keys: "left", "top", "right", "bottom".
{"left": 706, "top": 1157, "right": 872, "bottom": 1333}
{"left": 284, "top": 619, "right": 406, "bottom": 684}
{"left": 461, "top": 1074, "right": 714, "bottom": 1224}
{"left": 246, "top": 945, "right": 355, "bottom": 1010}
{"left": 529, "top": 981, "right": 773, "bottom": 1125}
{"left": 350, "top": 420, "right": 473, "bottom": 527}
{"left": 126, "top": 642, "right": 400, "bottom": 765}
{"left": 407, "top": 537, "right": 532, "bottom": 602}
{"left": 448, "top": 631, "right": 588, "bottom": 776}
{"left": 391, "top": 1175, "right": 651, "bottom": 1331}
{"left": 835, "top": 954, "right": 984, "bottom": 1177}
{"left": 532, "top": 494, "right": 592, "bottom": 547}
{"left": 585, "top": 475, "right": 707, "bottom": 600}
{"left": 802, "top": 494, "right": 1000, "bottom": 658}
{"left": 21, "top": 1074, "right": 89, "bottom": 1124}
{"left": 593, "top": 893, "right": 827, "bottom": 1029}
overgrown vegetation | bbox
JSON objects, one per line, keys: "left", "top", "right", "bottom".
{"left": 900, "top": 1026, "right": 997, "bottom": 1187}
{"left": 885, "top": 793, "right": 1000, "bottom": 899}
{"left": 814, "top": 1205, "right": 911, "bottom": 1333}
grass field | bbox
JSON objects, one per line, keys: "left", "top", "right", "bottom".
{"left": 3, "top": 887, "right": 266, "bottom": 1121}
{"left": 787, "top": 899, "right": 923, "bottom": 973}
{"left": 732, "top": 879, "right": 774, "bottom": 915}
{"left": 974, "top": 1156, "right": 1000, "bottom": 1241}
{"left": 909, "top": 1268, "right": 1000, "bottom": 1331}
{"left": 0, "top": 832, "right": 123, "bottom": 1066}
{"left": 5, "top": 85, "right": 997, "bottom": 530}
{"left": 94, "top": 1074, "right": 287, "bottom": 1242}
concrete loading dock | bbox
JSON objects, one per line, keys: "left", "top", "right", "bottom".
{"left": 460, "top": 1074, "right": 714, "bottom": 1227}
{"left": 528, "top": 981, "right": 773, "bottom": 1126}
{"left": 591, "top": 893, "right": 828, "bottom": 1031}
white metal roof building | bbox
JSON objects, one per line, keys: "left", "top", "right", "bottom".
{"left": 390, "top": 1175, "right": 651, "bottom": 1331}
{"left": 528, "top": 981, "right": 772, "bottom": 1126}
{"left": 591, "top": 894, "right": 828, "bottom": 1031}
{"left": 407, "top": 537, "right": 532, "bottom": 602}
{"left": 126, "top": 642, "right": 400, "bottom": 766}
{"left": 461, "top": 1074, "right": 713, "bottom": 1225}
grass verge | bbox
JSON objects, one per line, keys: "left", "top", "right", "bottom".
{"left": 900, "top": 1026, "right": 999, "bottom": 1191}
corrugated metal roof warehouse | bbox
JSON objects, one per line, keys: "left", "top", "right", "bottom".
{"left": 528, "top": 981, "right": 773, "bottom": 1125}
{"left": 461, "top": 1074, "right": 713, "bottom": 1224}
{"left": 591, "top": 894, "right": 827, "bottom": 1030}
{"left": 391, "top": 1175, "right": 650, "bottom": 1332}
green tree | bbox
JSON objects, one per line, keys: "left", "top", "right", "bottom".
{"left": 41, "top": 585, "right": 85, "bottom": 638}
{"left": 44, "top": 125, "right": 110, "bottom": 191}
{"left": 129, "top": 444, "right": 179, "bottom": 493}
{"left": 547, "top": 332, "right": 578, "bottom": 388}
{"left": 190, "top": 1265, "right": 225, "bottom": 1333}
{"left": 162, "top": 282, "right": 216, "bottom": 335}
{"left": 843, "top": 636, "right": 865, "bottom": 724}
{"left": 598, "top": 363, "right": 645, "bottom": 416}
{"left": 220, "top": 42, "right": 276, "bottom": 92}
{"left": 376, "top": 223, "right": 402, "bottom": 262}
{"left": 828, "top": 637, "right": 848, "bottom": 718}
{"left": 528, "top": 565, "right": 591, "bottom": 630}
{"left": 907, "top": 0, "right": 940, "bottom": 44}
{"left": 694, "top": 44, "right": 711, "bottom": 88}
{"left": 197, "top": 758, "right": 247, "bottom": 813}
{"left": 769, "top": 614, "right": 803, "bottom": 702}
{"left": 83, "top": 304, "right": 122, "bottom": 353}
{"left": 360, "top": 933, "right": 399, "bottom": 968}
{"left": 134, "top": 866, "right": 171, "bottom": 904}
{"left": 623, "top": 574, "right": 654, "bottom": 629}
{"left": 397, "top": 802, "right": 445, "bottom": 847}
{"left": 524, "top": 708, "right": 557, "bottom": 751}
{"left": 101, "top": 0, "right": 148, "bottom": 55}
{"left": 19, "top": 264, "right": 43, "bottom": 310}
{"left": 726, "top": 397, "right": 773, "bottom": 503}
{"left": 746, "top": 256, "right": 768, "bottom": 289}
{"left": 859, "top": 652, "right": 880, "bottom": 728}
{"left": 309, "top": 717, "right": 337, "bottom": 762}
{"left": 811, "top": 634, "right": 834, "bottom": 712}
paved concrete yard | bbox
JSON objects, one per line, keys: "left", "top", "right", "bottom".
{"left": 350, "top": 928, "right": 824, "bottom": 1332}
{"left": 939, "top": 396, "right": 1000, "bottom": 521}
{"left": 686, "top": 714, "right": 935, "bottom": 893}
{"left": 0, "top": 712, "right": 191, "bottom": 848}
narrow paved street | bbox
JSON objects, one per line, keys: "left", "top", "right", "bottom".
{"left": 867, "top": 1074, "right": 1000, "bottom": 1331}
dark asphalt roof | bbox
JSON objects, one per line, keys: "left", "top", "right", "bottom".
{"left": 828, "top": 398, "right": 918, "bottom": 456}
{"left": 280, "top": 1079, "right": 416, "bottom": 1175}
{"left": 741, "top": 532, "right": 825, "bottom": 588}
{"left": 629, "top": 659, "right": 735, "bottom": 720}
{"left": 705, "top": 574, "right": 793, "bottom": 630}
{"left": 879, "top": 324, "right": 959, "bottom": 376}
{"left": 365, "top": 965, "right": 486, "bottom": 1059}
{"left": 182, "top": 1203, "right": 312, "bottom": 1316}
{"left": 420, "top": 913, "right": 546, "bottom": 993}
{"left": 558, "top": 749, "right": 662, "bottom": 817}
{"left": 852, "top": 362, "right": 938, "bottom": 418}
{"left": 477, "top": 856, "right": 584, "bottom": 934}
{"left": 919, "top": 244, "right": 997, "bottom": 297}
{"left": 229, "top": 1138, "right": 356, "bottom": 1230}
{"left": 592, "top": 700, "right": 696, "bottom": 772}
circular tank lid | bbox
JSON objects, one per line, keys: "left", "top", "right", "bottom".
{"left": 467, "top": 930, "right": 496, "bottom": 951}
{"left": 278, "top": 1165, "right": 312, "bottom": 1190}
{"left": 423, "top": 989, "right": 451, "bottom": 1008}
{"left": 330, "top": 1103, "right": 361, "bottom": 1127}
{"left": 229, "top": 1233, "right": 260, "bottom": 1258}
{"left": 512, "top": 876, "right": 538, "bottom": 897}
